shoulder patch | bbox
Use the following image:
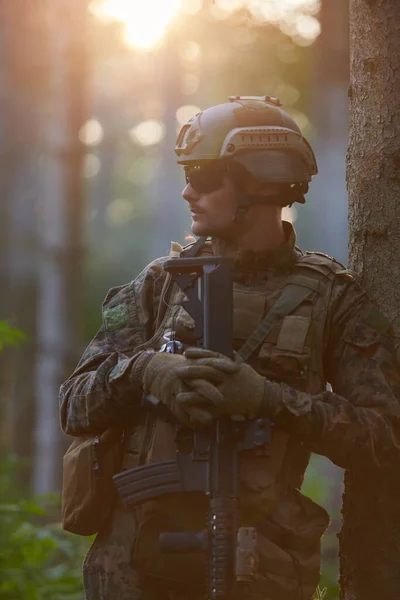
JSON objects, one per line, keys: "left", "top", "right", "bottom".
{"left": 103, "top": 304, "right": 129, "bottom": 332}
{"left": 362, "top": 306, "right": 390, "bottom": 335}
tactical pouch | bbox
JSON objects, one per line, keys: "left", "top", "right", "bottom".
{"left": 61, "top": 427, "right": 124, "bottom": 536}
{"left": 255, "top": 490, "right": 330, "bottom": 600}
{"left": 132, "top": 500, "right": 208, "bottom": 591}
{"left": 130, "top": 491, "right": 328, "bottom": 600}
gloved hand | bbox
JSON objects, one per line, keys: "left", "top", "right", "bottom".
{"left": 142, "top": 350, "right": 239, "bottom": 427}
{"left": 175, "top": 347, "right": 275, "bottom": 420}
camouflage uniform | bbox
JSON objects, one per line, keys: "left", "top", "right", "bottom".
{"left": 59, "top": 222, "right": 400, "bottom": 600}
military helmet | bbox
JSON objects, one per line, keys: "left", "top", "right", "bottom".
{"left": 175, "top": 96, "right": 317, "bottom": 185}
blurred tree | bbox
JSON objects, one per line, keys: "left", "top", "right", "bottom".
{"left": 0, "top": 21, "right": 12, "bottom": 447}
{"left": 0, "top": 1, "right": 43, "bottom": 486}
{"left": 33, "top": 0, "right": 88, "bottom": 494}
{"left": 149, "top": 25, "right": 186, "bottom": 259}
{"left": 341, "top": 0, "right": 400, "bottom": 598}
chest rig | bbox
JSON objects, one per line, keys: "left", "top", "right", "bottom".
{"left": 127, "top": 239, "right": 344, "bottom": 522}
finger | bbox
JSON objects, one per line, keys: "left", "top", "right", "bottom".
{"left": 175, "top": 364, "right": 228, "bottom": 383}
{"left": 176, "top": 390, "right": 213, "bottom": 407}
{"left": 181, "top": 379, "right": 224, "bottom": 405}
{"left": 191, "top": 357, "right": 239, "bottom": 374}
{"left": 170, "top": 406, "right": 194, "bottom": 428}
{"left": 177, "top": 395, "right": 227, "bottom": 423}
{"left": 189, "top": 356, "right": 240, "bottom": 373}
{"left": 178, "top": 359, "right": 239, "bottom": 376}
{"left": 184, "top": 348, "right": 223, "bottom": 360}
{"left": 186, "top": 405, "right": 213, "bottom": 427}
{"left": 175, "top": 392, "right": 214, "bottom": 425}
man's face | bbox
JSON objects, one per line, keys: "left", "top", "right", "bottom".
{"left": 182, "top": 163, "right": 239, "bottom": 238}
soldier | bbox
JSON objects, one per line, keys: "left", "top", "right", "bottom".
{"left": 59, "top": 96, "right": 400, "bottom": 600}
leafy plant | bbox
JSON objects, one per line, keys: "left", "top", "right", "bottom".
{"left": 0, "top": 322, "right": 27, "bottom": 351}
{"left": 313, "top": 586, "right": 328, "bottom": 600}
{"left": 0, "top": 457, "right": 91, "bottom": 600}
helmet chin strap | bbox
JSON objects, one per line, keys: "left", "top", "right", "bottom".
{"left": 232, "top": 191, "right": 251, "bottom": 224}
{"left": 233, "top": 182, "right": 308, "bottom": 221}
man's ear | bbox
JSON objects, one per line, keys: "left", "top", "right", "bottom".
{"left": 246, "top": 181, "right": 290, "bottom": 198}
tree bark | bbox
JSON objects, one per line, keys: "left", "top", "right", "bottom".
{"left": 341, "top": 1, "right": 400, "bottom": 598}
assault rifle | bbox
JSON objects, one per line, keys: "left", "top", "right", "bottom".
{"left": 113, "top": 256, "right": 271, "bottom": 599}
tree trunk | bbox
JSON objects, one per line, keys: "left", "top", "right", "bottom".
{"left": 0, "top": 2, "right": 44, "bottom": 483}
{"left": 33, "top": 0, "right": 87, "bottom": 494}
{"left": 150, "top": 27, "right": 186, "bottom": 258}
{"left": 341, "top": 1, "right": 400, "bottom": 598}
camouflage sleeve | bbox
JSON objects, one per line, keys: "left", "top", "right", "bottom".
{"left": 59, "top": 257, "right": 168, "bottom": 436}
{"left": 265, "top": 274, "right": 400, "bottom": 469}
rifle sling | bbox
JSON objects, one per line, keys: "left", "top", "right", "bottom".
{"left": 180, "top": 236, "right": 207, "bottom": 258}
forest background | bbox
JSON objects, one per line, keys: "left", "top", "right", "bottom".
{"left": 0, "top": 1, "right": 349, "bottom": 598}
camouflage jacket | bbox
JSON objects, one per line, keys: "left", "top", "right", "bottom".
{"left": 60, "top": 224, "right": 400, "bottom": 469}
{"left": 59, "top": 222, "right": 400, "bottom": 600}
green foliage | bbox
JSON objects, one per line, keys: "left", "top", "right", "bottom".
{"left": 303, "top": 455, "right": 340, "bottom": 600}
{"left": 0, "top": 322, "right": 27, "bottom": 351}
{"left": 0, "top": 457, "right": 91, "bottom": 600}
{"left": 313, "top": 586, "right": 328, "bottom": 600}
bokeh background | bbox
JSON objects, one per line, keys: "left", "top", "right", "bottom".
{"left": 0, "top": 1, "right": 349, "bottom": 597}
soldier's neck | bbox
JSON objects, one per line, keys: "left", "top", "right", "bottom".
{"left": 236, "top": 221, "right": 286, "bottom": 252}
{"left": 225, "top": 209, "right": 286, "bottom": 253}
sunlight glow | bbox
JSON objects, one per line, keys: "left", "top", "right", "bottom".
{"left": 213, "top": 0, "right": 321, "bottom": 43}
{"left": 79, "top": 119, "right": 104, "bottom": 146}
{"left": 181, "top": 0, "right": 203, "bottom": 15}
{"left": 176, "top": 105, "right": 202, "bottom": 126}
{"left": 92, "top": 0, "right": 181, "bottom": 49}
{"left": 129, "top": 120, "right": 166, "bottom": 146}
{"left": 179, "top": 41, "right": 202, "bottom": 63}
{"left": 92, "top": 0, "right": 321, "bottom": 49}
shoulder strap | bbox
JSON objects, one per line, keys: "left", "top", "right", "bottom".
{"left": 180, "top": 236, "right": 207, "bottom": 258}
{"left": 155, "top": 237, "right": 207, "bottom": 329}
{"left": 236, "top": 277, "right": 320, "bottom": 363}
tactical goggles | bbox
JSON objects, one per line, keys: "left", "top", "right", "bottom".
{"left": 184, "top": 163, "right": 228, "bottom": 194}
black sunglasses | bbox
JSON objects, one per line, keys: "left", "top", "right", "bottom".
{"left": 184, "top": 164, "right": 228, "bottom": 194}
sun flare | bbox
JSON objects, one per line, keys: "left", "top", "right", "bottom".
{"left": 91, "top": 0, "right": 321, "bottom": 50}
{"left": 92, "top": 0, "right": 182, "bottom": 49}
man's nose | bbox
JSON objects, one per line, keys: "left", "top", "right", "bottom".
{"left": 182, "top": 181, "right": 199, "bottom": 203}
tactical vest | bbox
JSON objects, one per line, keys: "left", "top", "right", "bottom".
{"left": 122, "top": 240, "right": 346, "bottom": 598}
{"left": 123, "top": 239, "right": 345, "bottom": 500}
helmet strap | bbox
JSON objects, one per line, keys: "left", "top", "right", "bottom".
{"left": 246, "top": 182, "right": 309, "bottom": 208}
{"left": 232, "top": 191, "right": 252, "bottom": 224}
{"left": 285, "top": 182, "right": 308, "bottom": 207}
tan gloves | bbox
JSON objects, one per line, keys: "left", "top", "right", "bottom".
{"left": 142, "top": 350, "right": 239, "bottom": 427}
{"left": 175, "top": 348, "right": 279, "bottom": 422}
